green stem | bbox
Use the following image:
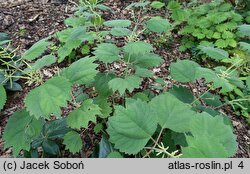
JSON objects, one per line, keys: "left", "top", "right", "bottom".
{"left": 0, "top": 58, "right": 29, "bottom": 75}
{"left": 191, "top": 88, "right": 211, "bottom": 105}
{"left": 215, "top": 97, "right": 250, "bottom": 109}
{"left": 124, "top": 54, "right": 131, "bottom": 78}
{"left": 219, "top": 59, "right": 243, "bottom": 79}
{"left": 143, "top": 128, "right": 164, "bottom": 158}
{"left": 6, "top": 75, "right": 30, "bottom": 80}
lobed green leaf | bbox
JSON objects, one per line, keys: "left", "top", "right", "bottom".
{"left": 67, "top": 99, "right": 101, "bottom": 129}
{"left": 61, "top": 57, "right": 98, "bottom": 85}
{"left": 107, "top": 99, "right": 157, "bottom": 154}
{"left": 125, "top": 53, "right": 163, "bottom": 68}
{"left": 93, "top": 73, "right": 116, "bottom": 97}
{"left": 25, "top": 76, "right": 72, "bottom": 119}
{"left": 170, "top": 60, "right": 200, "bottom": 82}
{"left": 149, "top": 93, "right": 195, "bottom": 132}
{"left": 145, "top": 17, "right": 171, "bottom": 33}
{"left": 63, "top": 131, "right": 83, "bottom": 154}
{"left": 123, "top": 41, "right": 153, "bottom": 55}
{"left": 108, "top": 75, "right": 142, "bottom": 95}
{"left": 182, "top": 113, "right": 237, "bottom": 157}
{"left": 3, "top": 110, "right": 43, "bottom": 156}
{"left": 93, "top": 43, "right": 120, "bottom": 63}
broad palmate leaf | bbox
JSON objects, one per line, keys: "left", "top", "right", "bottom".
{"left": 63, "top": 131, "right": 83, "bottom": 154}
{"left": 182, "top": 113, "right": 237, "bottom": 157}
{"left": 94, "top": 96, "right": 113, "bottom": 118}
{"left": 93, "top": 43, "right": 120, "bottom": 63}
{"left": 3, "top": 110, "right": 43, "bottom": 156}
{"left": 67, "top": 99, "right": 101, "bottom": 129}
{"left": 170, "top": 60, "right": 200, "bottom": 82}
{"left": 25, "top": 76, "right": 72, "bottom": 118}
{"left": 149, "top": 93, "right": 195, "bottom": 132}
{"left": 93, "top": 73, "right": 116, "bottom": 97}
{"left": 123, "top": 41, "right": 153, "bottom": 55}
{"left": 57, "top": 27, "right": 91, "bottom": 62}
{"left": 125, "top": 53, "right": 163, "bottom": 68}
{"left": 107, "top": 99, "right": 157, "bottom": 154}
{"left": 62, "top": 57, "right": 98, "bottom": 85}
{"left": 196, "top": 67, "right": 235, "bottom": 93}
{"left": 108, "top": 75, "right": 142, "bottom": 95}
{"left": 31, "top": 118, "right": 70, "bottom": 152}
{"left": 182, "top": 136, "right": 229, "bottom": 158}
{"left": 145, "top": 17, "right": 171, "bottom": 33}
{"left": 169, "top": 85, "right": 195, "bottom": 104}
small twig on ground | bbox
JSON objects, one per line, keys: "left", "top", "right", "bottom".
{"left": 68, "top": 0, "right": 78, "bottom": 6}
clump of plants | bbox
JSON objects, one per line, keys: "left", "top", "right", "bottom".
{"left": 193, "top": 23, "right": 250, "bottom": 122}
{"left": 167, "top": 0, "right": 243, "bottom": 51}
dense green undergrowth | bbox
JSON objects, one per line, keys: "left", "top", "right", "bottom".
{"left": 0, "top": 0, "right": 249, "bottom": 158}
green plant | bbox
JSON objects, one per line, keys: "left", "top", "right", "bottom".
{"left": 0, "top": 33, "right": 23, "bottom": 92}
{"left": 167, "top": 0, "right": 250, "bottom": 121}
{"left": 170, "top": 51, "right": 250, "bottom": 122}
{"left": 3, "top": 57, "right": 238, "bottom": 157}
{"left": 2, "top": 1, "right": 239, "bottom": 158}
{"left": 194, "top": 24, "right": 250, "bottom": 120}
{"left": 0, "top": 33, "right": 47, "bottom": 111}
{"left": 16, "top": 28, "right": 27, "bottom": 37}
{"left": 168, "top": 0, "right": 243, "bottom": 51}
{"left": 150, "top": 1, "right": 165, "bottom": 9}
{"left": 52, "top": 0, "right": 112, "bottom": 63}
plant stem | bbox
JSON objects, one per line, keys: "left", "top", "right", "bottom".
{"left": 0, "top": 58, "right": 29, "bottom": 76}
{"left": 143, "top": 128, "right": 164, "bottom": 158}
{"left": 191, "top": 88, "right": 211, "bottom": 105}
{"left": 6, "top": 75, "right": 30, "bottom": 80}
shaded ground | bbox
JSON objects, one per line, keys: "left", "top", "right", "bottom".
{"left": 0, "top": 0, "right": 249, "bottom": 157}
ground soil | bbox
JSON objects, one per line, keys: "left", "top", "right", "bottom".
{"left": 0, "top": 0, "right": 249, "bottom": 158}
